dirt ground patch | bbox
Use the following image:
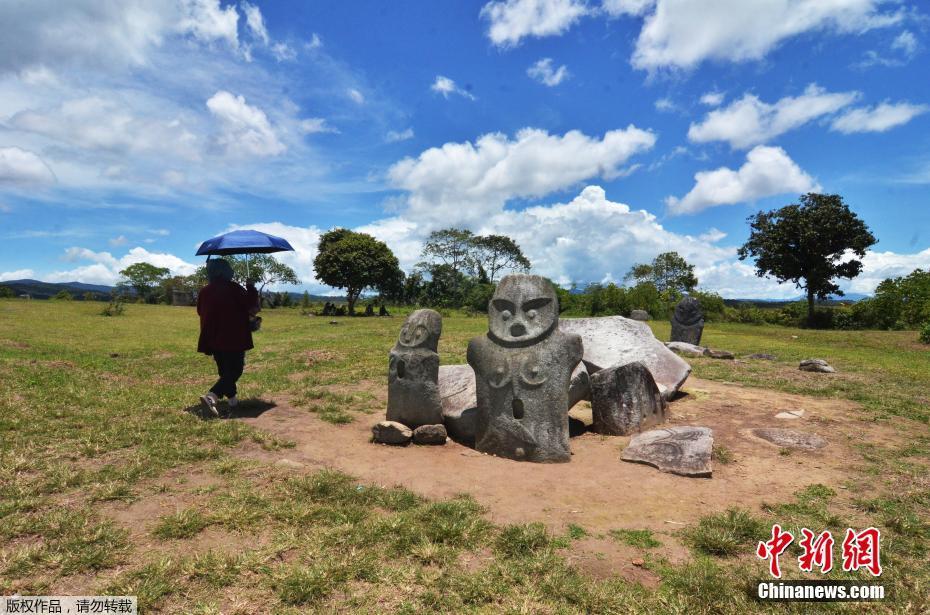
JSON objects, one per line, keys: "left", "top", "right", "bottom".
{"left": 221, "top": 376, "right": 905, "bottom": 580}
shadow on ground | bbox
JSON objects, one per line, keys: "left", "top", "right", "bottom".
{"left": 184, "top": 398, "right": 277, "bottom": 420}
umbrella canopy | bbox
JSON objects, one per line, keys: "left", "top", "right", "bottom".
{"left": 196, "top": 229, "right": 294, "bottom": 256}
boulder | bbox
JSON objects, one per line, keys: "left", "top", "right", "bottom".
{"left": 629, "top": 309, "right": 650, "bottom": 321}
{"left": 703, "top": 349, "right": 735, "bottom": 360}
{"left": 799, "top": 359, "right": 835, "bottom": 373}
{"left": 371, "top": 421, "right": 412, "bottom": 445}
{"left": 590, "top": 361, "right": 666, "bottom": 436}
{"left": 666, "top": 341, "right": 706, "bottom": 358}
{"left": 568, "top": 362, "right": 591, "bottom": 407}
{"left": 751, "top": 428, "right": 826, "bottom": 450}
{"left": 438, "top": 364, "right": 478, "bottom": 445}
{"left": 670, "top": 297, "right": 705, "bottom": 346}
{"left": 560, "top": 316, "right": 691, "bottom": 399}
{"left": 413, "top": 424, "right": 447, "bottom": 445}
{"left": 621, "top": 426, "right": 713, "bottom": 478}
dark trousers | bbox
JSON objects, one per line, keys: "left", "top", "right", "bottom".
{"left": 210, "top": 351, "right": 245, "bottom": 399}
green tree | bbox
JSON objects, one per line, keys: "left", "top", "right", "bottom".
{"left": 420, "top": 264, "right": 472, "bottom": 308}
{"left": 738, "top": 193, "right": 877, "bottom": 326}
{"left": 0, "top": 285, "right": 14, "bottom": 298}
{"left": 119, "top": 262, "right": 170, "bottom": 303}
{"left": 420, "top": 228, "right": 475, "bottom": 273}
{"left": 313, "top": 228, "right": 403, "bottom": 315}
{"left": 300, "top": 291, "right": 312, "bottom": 313}
{"left": 626, "top": 252, "right": 697, "bottom": 294}
{"left": 53, "top": 289, "right": 73, "bottom": 301}
{"left": 471, "top": 234, "right": 531, "bottom": 282}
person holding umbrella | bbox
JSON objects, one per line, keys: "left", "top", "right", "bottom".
{"left": 195, "top": 230, "right": 294, "bottom": 417}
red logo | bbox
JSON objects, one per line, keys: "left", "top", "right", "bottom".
{"left": 756, "top": 524, "right": 794, "bottom": 578}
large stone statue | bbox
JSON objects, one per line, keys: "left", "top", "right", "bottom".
{"left": 467, "top": 275, "right": 583, "bottom": 463}
{"left": 387, "top": 309, "right": 443, "bottom": 428}
{"left": 670, "top": 296, "right": 704, "bottom": 346}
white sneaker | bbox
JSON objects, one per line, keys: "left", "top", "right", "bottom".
{"left": 200, "top": 392, "right": 219, "bottom": 417}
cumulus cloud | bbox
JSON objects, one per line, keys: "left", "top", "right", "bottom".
{"left": 0, "top": 269, "right": 35, "bottom": 282}
{"left": 654, "top": 97, "right": 676, "bottom": 112}
{"left": 480, "top": 0, "right": 588, "bottom": 47}
{"left": 387, "top": 126, "right": 657, "bottom": 225}
{"left": 688, "top": 84, "right": 859, "bottom": 149}
{"left": 109, "top": 235, "right": 129, "bottom": 247}
{"left": 527, "top": 58, "right": 570, "bottom": 86}
{"left": 847, "top": 247, "right": 930, "bottom": 294}
{"left": 385, "top": 128, "right": 415, "bottom": 143}
{"left": 602, "top": 0, "right": 655, "bottom": 17}
{"left": 700, "top": 91, "right": 725, "bottom": 106}
{"left": 206, "top": 90, "right": 285, "bottom": 157}
{"left": 830, "top": 102, "right": 929, "bottom": 134}
{"left": 0, "top": 147, "right": 56, "bottom": 185}
{"left": 430, "top": 76, "right": 476, "bottom": 100}
{"left": 47, "top": 246, "right": 199, "bottom": 285}
{"left": 666, "top": 145, "right": 819, "bottom": 216}
{"left": 347, "top": 88, "right": 365, "bottom": 104}
{"left": 632, "top": 0, "right": 901, "bottom": 71}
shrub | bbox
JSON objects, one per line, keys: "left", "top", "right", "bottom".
{"left": 919, "top": 322, "right": 930, "bottom": 345}
{"left": 53, "top": 290, "right": 73, "bottom": 301}
{"left": 101, "top": 297, "right": 126, "bottom": 317}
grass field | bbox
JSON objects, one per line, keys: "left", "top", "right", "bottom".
{"left": 0, "top": 299, "right": 928, "bottom": 613}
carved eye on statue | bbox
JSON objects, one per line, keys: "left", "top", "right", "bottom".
{"left": 488, "top": 363, "right": 511, "bottom": 388}
{"left": 501, "top": 310, "right": 512, "bottom": 321}
{"left": 526, "top": 309, "right": 537, "bottom": 320}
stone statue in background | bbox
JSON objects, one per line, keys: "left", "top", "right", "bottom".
{"left": 387, "top": 309, "right": 443, "bottom": 428}
{"left": 670, "top": 296, "right": 704, "bottom": 346}
{"left": 467, "top": 275, "right": 583, "bottom": 463}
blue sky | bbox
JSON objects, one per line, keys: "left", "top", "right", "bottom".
{"left": 1, "top": 0, "right": 928, "bottom": 298}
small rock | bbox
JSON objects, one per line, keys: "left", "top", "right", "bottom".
{"left": 413, "top": 424, "right": 447, "bottom": 445}
{"left": 274, "top": 459, "right": 306, "bottom": 469}
{"left": 666, "top": 341, "right": 706, "bottom": 357}
{"left": 621, "top": 426, "right": 713, "bottom": 478}
{"left": 632, "top": 558, "right": 645, "bottom": 567}
{"left": 109, "top": 353, "right": 120, "bottom": 358}
{"left": 775, "top": 410, "right": 805, "bottom": 420}
{"left": 791, "top": 335, "right": 799, "bottom": 339}
{"left": 751, "top": 428, "right": 826, "bottom": 450}
{"left": 703, "top": 349, "right": 735, "bottom": 360}
{"left": 799, "top": 359, "right": 835, "bottom": 373}
{"left": 329, "top": 320, "right": 339, "bottom": 325}
{"left": 746, "top": 353, "right": 777, "bottom": 360}
{"left": 372, "top": 420, "right": 412, "bottom": 445}
{"left": 629, "top": 309, "right": 650, "bottom": 321}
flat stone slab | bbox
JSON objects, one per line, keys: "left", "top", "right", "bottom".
{"left": 703, "top": 348, "right": 735, "bottom": 360}
{"left": 666, "top": 341, "right": 706, "bottom": 357}
{"left": 799, "top": 359, "right": 835, "bottom": 373}
{"left": 751, "top": 428, "right": 826, "bottom": 450}
{"left": 620, "top": 426, "right": 713, "bottom": 478}
{"left": 774, "top": 410, "right": 805, "bottom": 420}
{"left": 372, "top": 421, "right": 412, "bottom": 446}
{"left": 560, "top": 316, "right": 691, "bottom": 399}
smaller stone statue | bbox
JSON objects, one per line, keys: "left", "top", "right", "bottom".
{"left": 670, "top": 296, "right": 704, "bottom": 346}
{"left": 387, "top": 309, "right": 443, "bottom": 428}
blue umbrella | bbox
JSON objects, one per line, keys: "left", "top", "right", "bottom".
{"left": 196, "top": 229, "right": 295, "bottom": 277}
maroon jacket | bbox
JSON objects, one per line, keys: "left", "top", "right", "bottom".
{"left": 197, "top": 280, "right": 260, "bottom": 355}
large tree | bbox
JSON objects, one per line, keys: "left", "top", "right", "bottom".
{"left": 119, "top": 262, "right": 170, "bottom": 303}
{"left": 471, "top": 234, "right": 531, "bottom": 282}
{"left": 420, "top": 228, "right": 475, "bottom": 273}
{"left": 231, "top": 255, "right": 300, "bottom": 304}
{"left": 626, "top": 251, "right": 698, "bottom": 294}
{"left": 737, "top": 193, "right": 877, "bottom": 325}
{"left": 313, "top": 228, "right": 403, "bottom": 315}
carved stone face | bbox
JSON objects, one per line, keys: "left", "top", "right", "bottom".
{"left": 673, "top": 297, "right": 703, "bottom": 326}
{"left": 397, "top": 309, "right": 442, "bottom": 351}
{"left": 488, "top": 275, "right": 558, "bottom": 347}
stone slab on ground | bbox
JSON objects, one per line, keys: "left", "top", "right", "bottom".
{"left": 775, "top": 410, "right": 805, "bottom": 420}
{"left": 371, "top": 421, "right": 412, "bottom": 445}
{"left": 751, "top": 428, "right": 826, "bottom": 450}
{"left": 621, "top": 426, "right": 713, "bottom": 478}
{"left": 799, "top": 359, "right": 835, "bottom": 373}
{"left": 413, "top": 424, "right": 447, "bottom": 445}
{"left": 560, "top": 316, "right": 691, "bottom": 399}
{"left": 747, "top": 353, "right": 777, "bottom": 360}
{"left": 666, "top": 341, "right": 706, "bottom": 357}
{"left": 703, "top": 349, "right": 735, "bottom": 360}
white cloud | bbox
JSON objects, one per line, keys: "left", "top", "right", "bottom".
{"left": 700, "top": 91, "right": 725, "bottom": 106}
{"left": 602, "top": 0, "right": 655, "bottom": 17}
{"left": 176, "top": 0, "right": 239, "bottom": 49}
{"left": 109, "top": 235, "right": 129, "bottom": 247}
{"left": 206, "top": 90, "right": 285, "bottom": 157}
{"left": 891, "top": 30, "right": 918, "bottom": 56}
{"left": 698, "top": 227, "right": 727, "bottom": 243}
{"left": 347, "top": 88, "right": 365, "bottom": 104}
{"left": 0, "top": 203, "right": 12, "bottom": 213}
{"left": 306, "top": 33, "right": 323, "bottom": 50}
{"left": 666, "top": 145, "right": 819, "bottom": 216}
{"left": 830, "top": 102, "right": 929, "bottom": 134}
{"left": 527, "top": 58, "right": 570, "bottom": 86}
{"left": 847, "top": 247, "right": 930, "bottom": 294}
{"left": 654, "top": 97, "right": 676, "bottom": 112}
{"left": 480, "top": 0, "right": 589, "bottom": 47}
{"left": 632, "top": 0, "right": 901, "bottom": 71}
{"left": 0, "top": 146, "right": 56, "bottom": 185}
{"left": 0, "top": 269, "right": 35, "bottom": 282}
{"left": 48, "top": 246, "right": 199, "bottom": 285}
{"left": 242, "top": 2, "right": 269, "bottom": 45}
{"left": 386, "top": 128, "right": 415, "bottom": 143}
{"left": 430, "top": 76, "right": 476, "bottom": 100}
{"left": 688, "top": 84, "right": 859, "bottom": 149}
{"left": 271, "top": 42, "right": 297, "bottom": 61}
{"left": 388, "top": 126, "right": 656, "bottom": 226}
{"left": 299, "top": 118, "right": 335, "bottom": 134}
{"left": 224, "top": 222, "right": 325, "bottom": 290}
